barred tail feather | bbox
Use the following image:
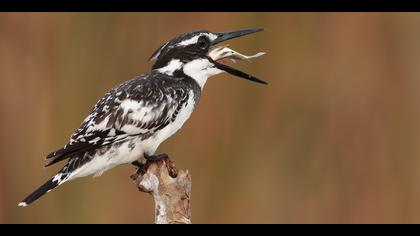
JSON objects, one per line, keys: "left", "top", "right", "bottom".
{"left": 18, "top": 172, "right": 68, "bottom": 207}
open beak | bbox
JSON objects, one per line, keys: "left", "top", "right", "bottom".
{"left": 208, "top": 28, "right": 267, "bottom": 85}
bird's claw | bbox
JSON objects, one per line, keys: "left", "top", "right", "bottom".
{"left": 164, "top": 157, "right": 178, "bottom": 178}
{"left": 131, "top": 160, "right": 148, "bottom": 175}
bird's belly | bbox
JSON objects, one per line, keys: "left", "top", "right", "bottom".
{"left": 68, "top": 137, "right": 144, "bottom": 180}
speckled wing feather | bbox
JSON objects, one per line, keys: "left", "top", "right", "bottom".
{"left": 45, "top": 73, "right": 191, "bottom": 167}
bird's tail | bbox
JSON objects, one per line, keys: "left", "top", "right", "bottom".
{"left": 18, "top": 172, "right": 68, "bottom": 207}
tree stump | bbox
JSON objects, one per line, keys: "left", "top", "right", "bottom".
{"left": 130, "top": 159, "right": 191, "bottom": 224}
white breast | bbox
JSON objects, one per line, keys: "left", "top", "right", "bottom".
{"left": 142, "top": 91, "right": 196, "bottom": 154}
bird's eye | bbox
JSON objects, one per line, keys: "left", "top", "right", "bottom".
{"left": 197, "top": 36, "right": 209, "bottom": 50}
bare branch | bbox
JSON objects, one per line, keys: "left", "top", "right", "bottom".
{"left": 131, "top": 159, "right": 191, "bottom": 224}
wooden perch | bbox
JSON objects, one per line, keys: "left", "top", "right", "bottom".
{"left": 130, "top": 158, "right": 191, "bottom": 224}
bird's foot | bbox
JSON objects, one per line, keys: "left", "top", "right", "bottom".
{"left": 131, "top": 154, "right": 178, "bottom": 178}
{"left": 137, "top": 153, "right": 177, "bottom": 178}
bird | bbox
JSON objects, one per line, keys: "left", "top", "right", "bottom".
{"left": 19, "top": 28, "right": 267, "bottom": 207}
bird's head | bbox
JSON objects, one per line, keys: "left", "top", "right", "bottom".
{"left": 150, "top": 28, "right": 267, "bottom": 88}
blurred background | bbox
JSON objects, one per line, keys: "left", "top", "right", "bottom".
{"left": 1, "top": 13, "right": 420, "bottom": 223}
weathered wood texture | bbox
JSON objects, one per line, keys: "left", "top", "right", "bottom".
{"left": 131, "top": 159, "right": 191, "bottom": 224}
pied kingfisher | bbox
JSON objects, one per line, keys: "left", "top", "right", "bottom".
{"left": 19, "top": 28, "right": 266, "bottom": 207}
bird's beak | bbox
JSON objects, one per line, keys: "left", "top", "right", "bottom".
{"left": 208, "top": 28, "right": 267, "bottom": 85}
{"left": 211, "top": 28, "right": 264, "bottom": 45}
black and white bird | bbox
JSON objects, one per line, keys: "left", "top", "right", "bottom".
{"left": 19, "top": 28, "right": 266, "bottom": 207}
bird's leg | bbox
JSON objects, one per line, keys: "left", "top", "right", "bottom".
{"left": 144, "top": 153, "right": 168, "bottom": 161}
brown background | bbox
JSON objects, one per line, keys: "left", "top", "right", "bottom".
{"left": 1, "top": 13, "right": 420, "bottom": 223}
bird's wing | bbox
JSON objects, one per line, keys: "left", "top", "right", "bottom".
{"left": 45, "top": 75, "right": 190, "bottom": 167}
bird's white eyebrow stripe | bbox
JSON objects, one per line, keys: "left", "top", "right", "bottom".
{"left": 176, "top": 33, "right": 218, "bottom": 46}
{"left": 177, "top": 35, "right": 200, "bottom": 46}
